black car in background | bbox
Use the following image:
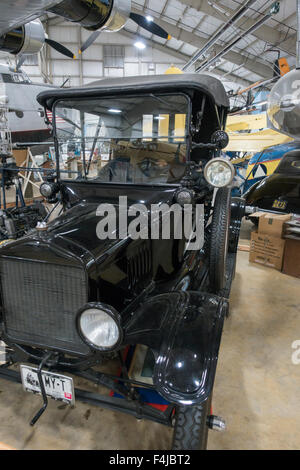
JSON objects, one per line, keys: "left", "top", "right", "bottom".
{"left": 245, "top": 149, "right": 300, "bottom": 217}
{"left": 0, "top": 74, "right": 244, "bottom": 449}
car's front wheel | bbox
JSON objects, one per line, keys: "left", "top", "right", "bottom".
{"left": 209, "top": 187, "right": 231, "bottom": 293}
{"left": 172, "top": 397, "right": 211, "bottom": 450}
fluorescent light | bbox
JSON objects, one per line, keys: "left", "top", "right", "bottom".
{"left": 134, "top": 41, "right": 146, "bottom": 50}
{"left": 146, "top": 15, "right": 154, "bottom": 22}
{"left": 254, "top": 100, "right": 267, "bottom": 106}
{"left": 108, "top": 108, "right": 122, "bottom": 113}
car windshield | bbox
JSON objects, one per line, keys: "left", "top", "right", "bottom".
{"left": 54, "top": 93, "right": 189, "bottom": 185}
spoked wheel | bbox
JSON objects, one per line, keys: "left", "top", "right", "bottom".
{"left": 172, "top": 397, "right": 211, "bottom": 450}
{"left": 209, "top": 188, "right": 231, "bottom": 293}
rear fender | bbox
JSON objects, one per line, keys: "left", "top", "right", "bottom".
{"left": 124, "top": 291, "right": 228, "bottom": 405}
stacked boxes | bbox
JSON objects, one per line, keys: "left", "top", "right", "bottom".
{"left": 249, "top": 212, "right": 291, "bottom": 271}
{"left": 282, "top": 218, "right": 300, "bottom": 278}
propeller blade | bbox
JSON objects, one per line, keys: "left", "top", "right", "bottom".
{"left": 45, "top": 38, "right": 76, "bottom": 59}
{"left": 129, "top": 13, "right": 171, "bottom": 40}
{"left": 79, "top": 30, "right": 101, "bottom": 54}
{"left": 15, "top": 55, "right": 27, "bottom": 71}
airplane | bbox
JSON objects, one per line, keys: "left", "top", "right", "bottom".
{"left": 0, "top": 63, "right": 53, "bottom": 146}
{"left": 0, "top": 62, "right": 77, "bottom": 156}
{"left": 0, "top": 0, "right": 171, "bottom": 67}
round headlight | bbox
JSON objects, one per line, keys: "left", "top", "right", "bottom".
{"left": 78, "top": 304, "right": 122, "bottom": 350}
{"left": 40, "top": 182, "right": 54, "bottom": 198}
{"left": 175, "top": 188, "right": 194, "bottom": 205}
{"left": 204, "top": 158, "right": 234, "bottom": 188}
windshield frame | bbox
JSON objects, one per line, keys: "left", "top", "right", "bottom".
{"left": 52, "top": 91, "right": 192, "bottom": 187}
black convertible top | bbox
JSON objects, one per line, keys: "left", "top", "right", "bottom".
{"left": 37, "top": 73, "right": 229, "bottom": 110}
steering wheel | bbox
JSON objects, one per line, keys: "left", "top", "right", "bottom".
{"left": 139, "top": 158, "right": 158, "bottom": 177}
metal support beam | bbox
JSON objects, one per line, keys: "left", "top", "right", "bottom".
{"left": 131, "top": 6, "right": 273, "bottom": 79}
{"left": 182, "top": 0, "right": 258, "bottom": 71}
{"left": 196, "top": 3, "right": 280, "bottom": 73}
{"left": 176, "top": 0, "right": 296, "bottom": 58}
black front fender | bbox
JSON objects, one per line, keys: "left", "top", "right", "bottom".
{"left": 124, "top": 291, "right": 228, "bottom": 405}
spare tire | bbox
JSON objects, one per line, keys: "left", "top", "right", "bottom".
{"left": 209, "top": 188, "right": 231, "bottom": 293}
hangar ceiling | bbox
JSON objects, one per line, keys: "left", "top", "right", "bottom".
{"left": 125, "top": 0, "right": 297, "bottom": 83}
{"left": 31, "top": 0, "right": 298, "bottom": 93}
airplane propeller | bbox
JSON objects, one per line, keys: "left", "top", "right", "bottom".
{"left": 15, "top": 38, "right": 76, "bottom": 73}
{"left": 129, "top": 13, "right": 171, "bottom": 40}
{"left": 14, "top": 38, "right": 76, "bottom": 73}
{"left": 79, "top": 12, "right": 171, "bottom": 54}
{"left": 79, "top": 30, "right": 101, "bottom": 54}
{"left": 45, "top": 38, "right": 76, "bottom": 59}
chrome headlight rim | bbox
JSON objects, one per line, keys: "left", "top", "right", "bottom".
{"left": 40, "top": 181, "right": 59, "bottom": 199}
{"left": 204, "top": 158, "right": 235, "bottom": 188}
{"left": 40, "top": 182, "right": 54, "bottom": 198}
{"left": 76, "top": 302, "right": 123, "bottom": 352}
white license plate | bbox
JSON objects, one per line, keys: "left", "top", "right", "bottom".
{"left": 20, "top": 365, "right": 75, "bottom": 405}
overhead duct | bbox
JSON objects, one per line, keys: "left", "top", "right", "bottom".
{"left": 182, "top": 0, "right": 258, "bottom": 71}
{"left": 196, "top": 2, "right": 280, "bottom": 73}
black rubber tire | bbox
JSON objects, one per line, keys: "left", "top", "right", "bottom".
{"left": 209, "top": 188, "right": 231, "bottom": 293}
{"left": 172, "top": 398, "right": 211, "bottom": 450}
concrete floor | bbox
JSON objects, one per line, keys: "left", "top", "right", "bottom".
{"left": 0, "top": 222, "right": 299, "bottom": 450}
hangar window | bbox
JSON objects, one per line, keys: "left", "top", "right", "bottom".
{"left": 104, "top": 45, "right": 124, "bottom": 77}
{"left": 24, "top": 54, "right": 39, "bottom": 66}
{"left": 103, "top": 45, "right": 124, "bottom": 68}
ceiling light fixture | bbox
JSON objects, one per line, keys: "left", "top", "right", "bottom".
{"left": 134, "top": 41, "right": 146, "bottom": 50}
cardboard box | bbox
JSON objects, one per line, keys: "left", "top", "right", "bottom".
{"left": 282, "top": 239, "right": 300, "bottom": 278}
{"left": 283, "top": 219, "right": 300, "bottom": 241}
{"left": 13, "top": 149, "right": 28, "bottom": 166}
{"left": 250, "top": 212, "right": 291, "bottom": 238}
{"left": 249, "top": 232, "right": 286, "bottom": 270}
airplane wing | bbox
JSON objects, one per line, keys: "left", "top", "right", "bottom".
{"left": 225, "top": 129, "right": 293, "bottom": 153}
{"left": 0, "top": 0, "right": 62, "bottom": 35}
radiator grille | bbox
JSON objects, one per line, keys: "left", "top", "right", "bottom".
{"left": 1, "top": 258, "right": 89, "bottom": 355}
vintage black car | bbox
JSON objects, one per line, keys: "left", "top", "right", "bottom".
{"left": 0, "top": 74, "right": 244, "bottom": 450}
{"left": 245, "top": 149, "right": 300, "bottom": 217}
